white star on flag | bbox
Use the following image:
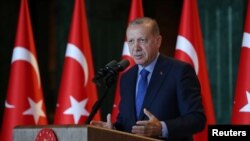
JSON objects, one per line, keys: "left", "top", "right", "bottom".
{"left": 240, "top": 91, "right": 250, "bottom": 112}
{"left": 23, "top": 97, "right": 46, "bottom": 124}
{"left": 63, "top": 96, "right": 89, "bottom": 124}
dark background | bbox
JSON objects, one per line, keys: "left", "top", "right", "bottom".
{"left": 0, "top": 0, "right": 247, "bottom": 126}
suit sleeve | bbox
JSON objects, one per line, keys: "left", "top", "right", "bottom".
{"left": 165, "top": 63, "right": 206, "bottom": 139}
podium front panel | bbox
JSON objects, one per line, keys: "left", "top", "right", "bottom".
{"left": 13, "top": 125, "right": 88, "bottom": 141}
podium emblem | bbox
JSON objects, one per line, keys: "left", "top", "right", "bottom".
{"left": 35, "top": 128, "right": 57, "bottom": 141}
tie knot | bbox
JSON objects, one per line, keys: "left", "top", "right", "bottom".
{"left": 140, "top": 69, "right": 149, "bottom": 79}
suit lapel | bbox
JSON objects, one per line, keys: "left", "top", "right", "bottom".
{"left": 138, "top": 55, "right": 172, "bottom": 120}
{"left": 126, "top": 66, "right": 139, "bottom": 121}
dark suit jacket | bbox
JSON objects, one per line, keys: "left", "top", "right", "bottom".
{"left": 115, "top": 55, "right": 206, "bottom": 141}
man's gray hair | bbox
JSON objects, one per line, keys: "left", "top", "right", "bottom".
{"left": 128, "top": 17, "right": 160, "bottom": 35}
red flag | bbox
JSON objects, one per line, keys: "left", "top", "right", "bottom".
{"left": 232, "top": 0, "right": 250, "bottom": 124}
{"left": 54, "top": 0, "right": 100, "bottom": 124}
{"left": 174, "top": 0, "right": 216, "bottom": 140}
{"left": 111, "top": 0, "right": 144, "bottom": 122}
{"left": 1, "top": 0, "right": 48, "bottom": 140}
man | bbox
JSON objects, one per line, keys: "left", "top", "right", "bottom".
{"left": 91, "top": 17, "right": 206, "bottom": 141}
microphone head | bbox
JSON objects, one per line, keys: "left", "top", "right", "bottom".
{"left": 117, "top": 59, "right": 130, "bottom": 71}
{"left": 93, "top": 60, "right": 117, "bottom": 85}
{"left": 105, "top": 60, "right": 117, "bottom": 68}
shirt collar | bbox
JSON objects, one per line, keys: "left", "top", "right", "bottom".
{"left": 138, "top": 52, "right": 159, "bottom": 73}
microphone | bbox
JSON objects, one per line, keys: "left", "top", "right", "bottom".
{"left": 93, "top": 59, "right": 130, "bottom": 86}
{"left": 110, "top": 59, "right": 130, "bottom": 73}
{"left": 117, "top": 59, "right": 130, "bottom": 70}
{"left": 86, "top": 59, "right": 130, "bottom": 124}
{"left": 93, "top": 60, "right": 118, "bottom": 85}
{"left": 102, "top": 59, "right": 129, "bottom": 85}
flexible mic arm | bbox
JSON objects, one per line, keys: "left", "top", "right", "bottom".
{"left": 85, "top": 59, "right": 130, "bottom": 124}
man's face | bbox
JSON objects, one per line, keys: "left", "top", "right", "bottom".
{"left": 126, "top": 24, "right": 161, "bottom": 67}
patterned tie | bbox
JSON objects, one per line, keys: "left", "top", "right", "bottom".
{"left": 136, "top": 69, "right": 149, "bottom": 118}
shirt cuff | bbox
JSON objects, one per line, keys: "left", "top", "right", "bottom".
{"left": 160, "top": 121, "right": 168, "bottom": 138}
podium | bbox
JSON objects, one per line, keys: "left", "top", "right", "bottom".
{"left": 13, "top": 125, "right": 163, "bottom": 141}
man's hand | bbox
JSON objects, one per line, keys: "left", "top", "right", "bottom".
{"left": 90, "top": 113, "right": 113, "bottom": 129}
{"left": 131, "top": 108, "right": 162, "bottom": 137}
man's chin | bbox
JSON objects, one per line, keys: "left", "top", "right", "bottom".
{"left": 134, "top": 60, "right": 145, "bottom": 66}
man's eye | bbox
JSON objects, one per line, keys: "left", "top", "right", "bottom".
{"left": 128, "top": 40, "right": 134, "bottom": 45}
{"left": 139, "top": 38, "right": 147, "bottom": 43}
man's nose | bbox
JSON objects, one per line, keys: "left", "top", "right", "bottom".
{"left": 134, "top": 41, "right": 141, "bottom": 51}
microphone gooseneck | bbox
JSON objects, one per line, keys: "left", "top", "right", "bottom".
{"left": 93, "top": 59, "right": 130, "bottom": 87}
{"left": 86, "top": 59, "right": 130, "bottom": 124}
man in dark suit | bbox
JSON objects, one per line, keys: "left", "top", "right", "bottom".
{"left": 91, "top": 17, "right": 206, "bottom": 141}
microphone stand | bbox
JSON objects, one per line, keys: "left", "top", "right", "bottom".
{"left": 85, "top": 85, "right": 111, "bottom": 124}
{"left": 85, "top": 72, "right": 117, "bottom": 124}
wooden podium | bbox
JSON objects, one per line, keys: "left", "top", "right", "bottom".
{"left": 13, "top": 125, "right": 163, "bottom": 141}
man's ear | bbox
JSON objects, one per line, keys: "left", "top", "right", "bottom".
{"left": 156, "top": 35, "right": 162, "bottom": 48}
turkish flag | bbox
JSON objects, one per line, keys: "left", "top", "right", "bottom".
{"left": 1, "top": 0, "right": 48, "bottom": 141}
{"left": 174, "top": 0, "right": 216, "bottom": 140}
{"left": 111, "top": 0, "right": 144, "bottom": 122}
{"left": 232, "top": 0, "right": 250, "bottom": 124}
{"left": 54, "top": 0, "right": 100, "bottom": 124}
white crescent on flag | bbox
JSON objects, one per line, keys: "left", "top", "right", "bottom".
{"left": 122, "top": 42, "right": 131, "bottom": 56}
{"left": 176, "top": 35, "right": 199, "bottom": 74}
{"left": 5, "top": 100, "right": 15, "bottom": 108}
{"left": 66, "top": 43, "right": 88, "bottom": 86}
{"left": 242, "top": 32, "right": 250, "bottom": 48}
{"left": 11, "top": 47, "right": 41, "bottom": 87}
